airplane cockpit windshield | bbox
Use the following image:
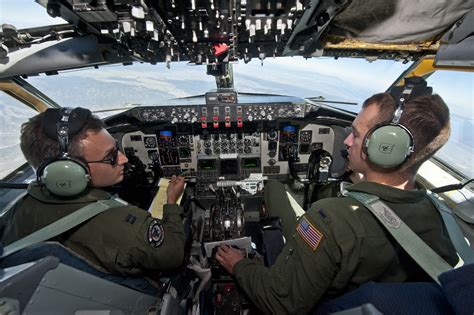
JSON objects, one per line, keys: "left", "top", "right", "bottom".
{"left": 2, "top": 60, "right": 472, "bottom": 180}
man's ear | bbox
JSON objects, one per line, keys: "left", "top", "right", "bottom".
{"left": 360, "top": 146, "right": 368, "bottom": 161}
{"left": 86, "top": 166, "right": 96, "bottom": 187}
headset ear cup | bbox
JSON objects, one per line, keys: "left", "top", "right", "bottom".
{"left": 364, "top": 124, "right": 413, "bottom": 168}
{"left": 39, "top": 159, "right": 90, "bottom": 196}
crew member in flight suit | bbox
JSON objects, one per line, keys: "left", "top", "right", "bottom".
{"left": 1, "top": 108, "right": 186, "bottom": 277}
{"left": 216, "top": 92, "right": 459, "bottom": 314}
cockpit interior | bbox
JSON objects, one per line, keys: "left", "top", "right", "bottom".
{"left": 0, "top": 0, "right": 473, "bottom": 314}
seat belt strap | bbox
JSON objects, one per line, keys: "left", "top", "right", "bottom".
{"left": 1, "top": 198, "right": 127, "bottom": 259}
{"left": 426, "top": 192, "right": 474, "bottom": 264}
{"left": 346, "top": 191, "right": 452, "bottom": 285}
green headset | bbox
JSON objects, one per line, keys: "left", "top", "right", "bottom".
{"left": 363, "top": 77, "right": 433, "bottom": 168}
{"left": 36, "top": 107, "right": 92, "bottom": 197}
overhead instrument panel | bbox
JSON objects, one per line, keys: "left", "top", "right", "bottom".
{"left": 0, "top": 0, "right": 443, "bottom": 81}
{"left": 35, "top": 0, "right": 324, "bottom": 65}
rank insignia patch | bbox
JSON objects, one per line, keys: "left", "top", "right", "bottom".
{"left": 125, "top": 214, "right": 136, "bottom": 224}
{"left": 297, "top": 216, "right": 323, "bottom": 251}
{"left": 147, "top": 220, "right": 165, "bottom": 247}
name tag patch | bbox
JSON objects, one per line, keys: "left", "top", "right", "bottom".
{"left": 297, "top": 216, "right": 323, "bottom": 251}
{"left": 147, "top": 220, "right": 165, "bottom": 247}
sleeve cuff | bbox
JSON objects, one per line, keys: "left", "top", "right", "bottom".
{"left": 163, "top": 204, "right": 183, "bottom": 216}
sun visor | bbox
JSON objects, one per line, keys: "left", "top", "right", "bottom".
{"left": 0, "top": 36, "right": 112, "bottom": 78}
{"left": 330, "top": 0, "right": 473, "bottom": 43}
{"left": 435, "top": 10, "right": 474, "bottom": 67}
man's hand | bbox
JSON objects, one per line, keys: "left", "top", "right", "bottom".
{"left": 215, "top": 245, "right": 245, "bottom": 275}
{"left": 167, "top": 175, "right": 185, "bottom": 204}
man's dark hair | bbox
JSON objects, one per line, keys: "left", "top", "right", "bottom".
{"left": 20, "top": 110, "right": 105, "bottom": 169}
{"left": 363, "top": 93, "right": 450, "bottom": 173}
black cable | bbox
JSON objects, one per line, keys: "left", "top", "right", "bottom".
{"left": 303, "top": 184, "right": 310, "bottom": 210}
{"left": 288, "top": 155, "right": 308, "bottom": 184}
{"left": 431, "top": 179, "right": 474, "bottom": 193}
{"left": 337, "top": 170, "right": 353, "bottom": 181}
{"left": 0, "top": 182, "right": 29, "bottom": 189}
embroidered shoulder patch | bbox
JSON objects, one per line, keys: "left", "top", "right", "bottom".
{"left": 147, "top": 219, "right": 165, "bottom": 248}
{"left": 296, "top": 216, "right": 323, "bottom": 251}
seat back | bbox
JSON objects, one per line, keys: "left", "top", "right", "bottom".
{"left": 313, "top": 264, "right": 474, "bottom": 314}
{"left": 0, "top": 241, "right": 159, "bottom": 296}
{"left": 313, "top": 281, "right": 454, "bottom": 315}
{"left": 439, "top": 263, "right": 474, "bottom": 314}
{"left": 0, "top": 256, "right": 159, "bottom": 314}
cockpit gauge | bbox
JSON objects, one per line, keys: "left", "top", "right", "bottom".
{"left": 148, "top": 150, "right": 159, "bottom": 160}
{"left": 268, "top": 130, "right": 278, "bottom": 141}
{"left": 300, "top": 130, "right": 312, "bottom": 143}
{"left": 141, "top": 111, "right": 150, "bottom": 121}
{"left": 141, "top": 109, "right": 161, "bottom": 122}
{"left": 143, "top": 136, "right": 157, "bottom": 148}
{"left": 179, "top": 147, "right": 191, "bottom": 158}
{"left": 178, "top": 135, "right": 190, "bottom": 146}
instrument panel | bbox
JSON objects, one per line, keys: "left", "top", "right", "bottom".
{"left": 120, "top": 115, "right": 338, "bottom": 182}
{"left": 113, "top": 93, "right": 352, "bottom": 185}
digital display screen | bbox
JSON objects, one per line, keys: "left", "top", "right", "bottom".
{"left": 243, "top": 158, "right": 260, "bottom": 168}
{"left": 282, "top": 125, "right": 296, "bottom": 134}
{"left": 130, "top": 135, "right": 142, "bottom": 142}
{"left": 199, "top": 159, "right": 216, "bottom": 170}
{"left": 280, "top": 125, "right": 298, "bottom": 143}
{"left": 318, "top": 127, "right": 330, "bottom": 135}
{"left": 220, "top": 159, "right": 238, "bottom": 175}
{"left": 159, "top": 130, "right": 173, "bottom": 140}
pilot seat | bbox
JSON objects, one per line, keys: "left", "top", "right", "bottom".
{"left": 312, "top": 263, "right": 474, "bottom": 315}
{"left": 0, "top": 242, "right": 185, "bottom": 314}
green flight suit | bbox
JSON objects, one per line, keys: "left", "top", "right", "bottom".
{"left": 2, "top": 183, "right": 185, "bottom": 276}
{"left": 234, "top": 181, "right": 458, "bottom": 314}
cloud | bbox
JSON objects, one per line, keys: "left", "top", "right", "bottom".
{"left": 240, "top": 57, "right": 409, "bottom": 92}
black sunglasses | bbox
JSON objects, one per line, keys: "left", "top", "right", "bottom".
{"left": 86, "top": 140, "right": 121, "bottom": 166}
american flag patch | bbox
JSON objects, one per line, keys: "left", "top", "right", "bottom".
{"left": 296, "top": 216, "right": 323, "bottom": 251}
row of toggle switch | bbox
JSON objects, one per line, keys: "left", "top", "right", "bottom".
{"left": 138, "top": 104, "right": 306, "bottom": 124}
